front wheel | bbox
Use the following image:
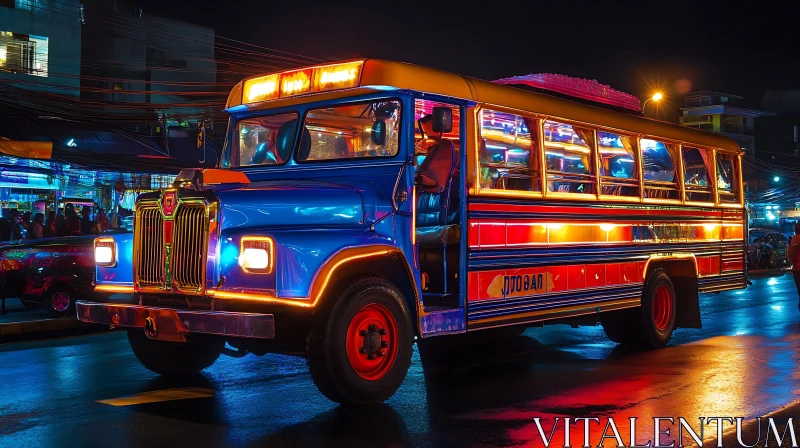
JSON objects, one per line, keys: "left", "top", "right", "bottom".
{"left": 127, "top": 329, "right": 224, "bottom": 376}
{"left": 306, "top": 277, "right": 413, "bottom": 405}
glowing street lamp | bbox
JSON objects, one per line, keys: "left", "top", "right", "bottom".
{"left": 774, "top": 176, "right": 781, "bottom": 182}
{"left": 642, "top": 92, "right": 663, "bottom": 116}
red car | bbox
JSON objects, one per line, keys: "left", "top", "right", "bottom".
{"left": 0, "top": 235, "right": 107, "bottom": 317}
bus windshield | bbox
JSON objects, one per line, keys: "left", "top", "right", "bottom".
{"left": 224, "top": 99, "right": 401, "bottom": 168}
{"left": 298, "top": 100, "right": 401, "bottom": 162}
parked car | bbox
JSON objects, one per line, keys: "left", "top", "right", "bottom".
{"left": 748, "top": 228, "right": 788, "bottom": 269}
{"left": 0, "top": 236, "right": 108, "bottom": 316}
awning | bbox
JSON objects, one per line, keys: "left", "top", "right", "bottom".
{"left": 0, "top": 115, "right": 218, "bottom": 173}
{"left": 0, "top": 138, "right": 52, "bottom": 159}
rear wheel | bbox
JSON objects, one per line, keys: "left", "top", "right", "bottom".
{"left": 634, "top": 269, "right": 676, "bottom": 348}
{"left": 127, "top": 329, "right": 223, "bottom": 376}
{"left": 306, "top": 277, "right": 413, "bottom": 405}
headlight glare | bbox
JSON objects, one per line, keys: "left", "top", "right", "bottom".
{"left": 239, "top": 236, "right": 274, "bottom": 273}
{"left": 94, "top": 238, "right": 116, "bottom": 267}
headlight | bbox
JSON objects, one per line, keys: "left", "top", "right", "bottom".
{"left": 95, "top": 237, "right": 116, "bottom": 267}
{"left": 238, "top": 236, "right": 274, "bottom": 273}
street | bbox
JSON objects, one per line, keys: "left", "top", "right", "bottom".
{"left": 1, "top": 274, "right": 798, "bottom": 447}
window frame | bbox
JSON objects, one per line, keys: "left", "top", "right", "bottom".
{"left": 477, "top": 107, "right": 543, "bottom": 194}
{"left": 681, "top": 145, "right": 716, "bottom": 206}
{"left": 542, "top": 118, "right": 598, "bottom": 200}
{"left": 295, "top": 97, "right": 404, "bottom": 164}
{"left": 596, "top": 129, "right": 641, "bottom": 202}
{"left": 640, "top": 137, "right": 683, "bottom": 204}
{"left": 715, "top": 150, "right": 742, "bottom": 206}
{"left": 227, "top": 111, "right": 300, "bottom": 168}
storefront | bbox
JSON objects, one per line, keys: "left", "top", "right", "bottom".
{"left": 0, "top": 156, "right": 176, "bottom": 220}
{"left": 0, "top": 168, "right": 64, "bottom": 214}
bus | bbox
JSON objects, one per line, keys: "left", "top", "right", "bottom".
{"left": 79, "top": 60, "right": 745, "bottom": 404}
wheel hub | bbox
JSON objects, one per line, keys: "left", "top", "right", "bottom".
{"left": 360, "top": 324, "right": 388, "bottom": 360}
{"left": 346, "top": 303, "right": 398, "bottom": 380}
{"left": 652, "top": 284, "right": 673, "bottom": 331}
{"left": 51, "top": 292, "right": 70, "bottom": 312}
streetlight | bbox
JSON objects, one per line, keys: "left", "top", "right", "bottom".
{"left": 642, "top": 92, "right": 663, "bottom": 117}
{"left": 774, "top": 176, "right": 781, "bottom": 182}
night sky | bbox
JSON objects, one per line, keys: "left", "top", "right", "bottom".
{"left": 138, "top": 0, "right": 799, "bottom": 115}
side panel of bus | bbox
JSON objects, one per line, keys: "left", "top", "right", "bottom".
{"left": 464, "top": 198, "right": 746, "bottom": 329}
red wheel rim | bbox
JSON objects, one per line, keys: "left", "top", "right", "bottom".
{"left": 51, "top": 292, "right": 70, "bottom": 312}
{"left": 345, "top": 303, "right": 398, "bottom": 381}
{"left": 652, "top": 284, "right": 672, "bottom": 331}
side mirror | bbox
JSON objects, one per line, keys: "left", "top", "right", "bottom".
{"left": 371, "top": 120, "right": 386, "bottom": 145}
{"left": 432, "top": 107, "right": 453, "bottom": 134}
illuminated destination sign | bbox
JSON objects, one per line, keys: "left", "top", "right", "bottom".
{"left": 243, "top": 61, "right": 364, "bottom": 104}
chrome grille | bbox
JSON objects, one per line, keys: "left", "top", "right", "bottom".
{"left": 135, "top": 205, "right": 164, "bottom": 286}
{"left": 172, "top": 205, "right": 207, "bottom": 291}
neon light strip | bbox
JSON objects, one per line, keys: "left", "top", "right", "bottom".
{"left": 95, "top": 284, "right": 134, "bottom": 294}
{"left": 209, "top": 250, "right": 391, "bottom": 308}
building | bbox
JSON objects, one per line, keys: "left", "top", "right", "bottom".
{"left": 0, "top": 0, "right": 82, "bottom": 96}
{"left": 0, "top": 1, "right": 218, "bottom": 214}
{"left": 79, "top": 0, "right": 219, "bottom": 127}
{"left": 678, "top": 91, "right": 774, "bottom": 157}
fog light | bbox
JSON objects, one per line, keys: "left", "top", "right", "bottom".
{"left": 239, "top": 236, "right": 274, "bottom": 273}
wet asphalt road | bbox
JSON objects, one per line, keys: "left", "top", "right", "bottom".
{"left": 2, "top": 274, "right": 800, "bottom": 447}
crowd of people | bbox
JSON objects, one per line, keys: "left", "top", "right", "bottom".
{"left": 0, "top": 204, "right": 130, "bottom": 242}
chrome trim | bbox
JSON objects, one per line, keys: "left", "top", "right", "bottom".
{"left": 172, "top": 204, "right": 207, "bottom": 293}
{"left": 76, "top": 301, "right": 275, "bottom": 339}
{"left": 135, "top": 204, "right": 164, "bottom": 287}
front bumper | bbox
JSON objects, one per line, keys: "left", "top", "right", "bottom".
{"left": 76, "top": 301, "right": 275, "bottom": 341}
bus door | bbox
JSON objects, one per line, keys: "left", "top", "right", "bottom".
{"left": 413, "top": 100, "right": 463, "bottom": 312}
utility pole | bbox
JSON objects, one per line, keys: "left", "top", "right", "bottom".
{"left": 198, "top": 119, "right": 206, "bottom": 164}
{"left": 161, "top": 114, "right": 169, "bottom": 155}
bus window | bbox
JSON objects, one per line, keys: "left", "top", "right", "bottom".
{"left": 598, "top": 131, "right": 638, "bottom": 197}
{"left": 682, "top": 146, "right": 713, "bottom": 202}
{"left": 544, "top": 120, "right": 596, "bottom": 195}
{"left": 479, "top": 110, "right": 541, "bottom": 192}
{"left": 232, "top": 112, "right": 299, "bottom": 167}
{"left": 641, "top": 138, "right": 680, "bottom": 200}
{"left": 716, "top": 153, "right": 740, "bottom": 204}
{"left": 298, "top": 100, "right": 401, "bottom": 162}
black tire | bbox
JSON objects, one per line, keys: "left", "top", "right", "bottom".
{"left": 306, "top": 277, "right": 413, "bottom": 405}
{"left": 20, "top": 299, "right": 41, "bottom": 309}
{"left": 633, "top": 269, "right": 676, "bottom": 348}
{"left": 127, "top": 329, "right": 224, "bottom": 376}
{"left": 601, "top": 309, "right": 635, "bottom": 344}
{"left": 44, "top": 286, "right": 75, "bottom": 317}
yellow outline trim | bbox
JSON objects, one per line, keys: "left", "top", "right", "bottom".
{"left": 209, "top": 246, "right": 417, "bottom": 309}
{"left": 95, "top": 284, "right": 134, "bottom": 294}
{"left": 642, "top": 253, "right": 698, "bottom": 279}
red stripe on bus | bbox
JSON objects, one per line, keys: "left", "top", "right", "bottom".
{"left": 468, "top": 261, "right": 647, "bottom": 302}
{"left": 696, "top": 255, "right": 721, "bottom": 276}
{"left": 468, "top": 220, "right": 740, "bottom": 248}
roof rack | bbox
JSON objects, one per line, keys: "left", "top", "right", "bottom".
{"left": 493, "top": 74, "right": 643, "bottom": 116}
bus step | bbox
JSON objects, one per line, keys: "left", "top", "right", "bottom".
{"left": 422, "top": 293, "right": 459, "bottom": 310}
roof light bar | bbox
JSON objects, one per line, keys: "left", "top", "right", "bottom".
{"left": 242, "top": 61, "right": 364, "bottom": 104}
